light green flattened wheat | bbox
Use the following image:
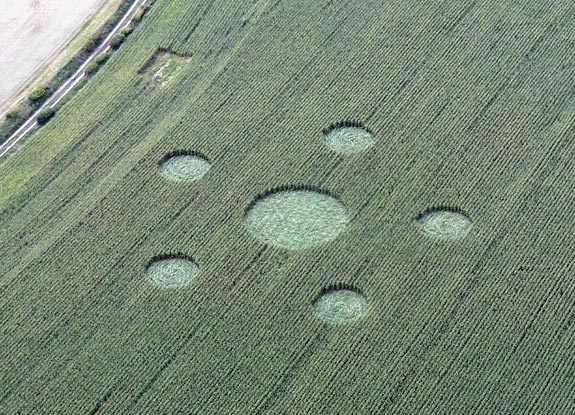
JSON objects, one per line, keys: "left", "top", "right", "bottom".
{"left": 245, "top": 190, "right": 349, "bottom": 250}
{"left": 417, "top": 210, "right": 472, "bottom": 240}
{"left": 313, "top": 289, "right": 368, "bottom": 324}
{"left": 159, "top": 155, "right": 211, "bottom": 182}
{"left": 323, "top": 127, "right": 375, "bottom": 154}
{"left": 146, "top": 258, "right": 199, "bottom": 288}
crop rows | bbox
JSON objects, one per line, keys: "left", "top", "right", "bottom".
{"left": 1, "top": 0, "right": 574, "bottom": 413}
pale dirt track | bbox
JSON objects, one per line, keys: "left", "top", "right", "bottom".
{"left": 0, "top": 0, "right": 106, "bottom": 106}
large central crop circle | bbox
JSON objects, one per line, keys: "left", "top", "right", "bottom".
{"left": 244, "top": 188, "right": 349, "bottom": 250}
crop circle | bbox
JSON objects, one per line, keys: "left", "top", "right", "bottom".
{"left": 244, "top": 188, "right": 349, "bottom": 250}
{"left": 158, "top": 152, "right": 211, "bottom": 182}
{"left": 313, "top": 286, "right": 368, "bottom": 324}
{"left": 323, "top": 122, "right": 375, "bottom": 154}
{"left": 416, "top": 208, "right": 472, "bottom": 240}
{"left": 146, "top": 256, "right": 199, "bottom": 288}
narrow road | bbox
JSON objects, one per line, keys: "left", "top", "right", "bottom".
{"left": 0, "top": 0, "right": 147, "bottom": 159}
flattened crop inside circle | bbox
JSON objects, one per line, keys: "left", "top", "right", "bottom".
{"left": 244, "top": 188, "right": 349, "bottom": 250}
{"left": 416, "top": 208, "right": 472, "bottom": 240}
{"left": 159, "top": 153, "right": 210, "bottom": 181}
{"left": 323, "top": 124, "right": 375, "bottom": 154}
{"left": 313, "top": 287, "right": 368, "bottom": 324}
{"left": 146, "top": 257, "right": 199, "bottom": 288}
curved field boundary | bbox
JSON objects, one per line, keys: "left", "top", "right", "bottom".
{"left": 0, "top": 0, "right": 122, "bottom": 117}
{"left": 0, "top": 0, "right": 147, "bottom": 159}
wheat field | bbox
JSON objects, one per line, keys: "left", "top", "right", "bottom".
{"left": 1, "top": 0, "right": 574, "bottom": 413}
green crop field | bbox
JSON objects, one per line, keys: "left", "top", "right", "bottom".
{"left": 1, "top": 0, "right": 574, "bottom": 413}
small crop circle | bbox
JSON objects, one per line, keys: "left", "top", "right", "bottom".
{"left": 323, "top": 122, "right": 375, "bottom": 154}
{"left": 158, "top": 152, "right": 211, "bottom": 181}
{"left": 146, "top": 256, "right": 199, "bottom": 288}
{"left": 244, "top": 187, "right": 349, "bottom": 250}
{"left": 313, "top": 286, "right": 368, "bottom": 324}
{"left": 416, "top": 208, "right": 472, "bottom": 240}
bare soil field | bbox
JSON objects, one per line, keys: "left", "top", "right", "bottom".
{"left": 0, "top": 0, "right": 105, "bottom": 105}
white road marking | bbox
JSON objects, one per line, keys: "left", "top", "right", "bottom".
{"left": 0, "top": 0, "right": 147, "bottom": 159}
